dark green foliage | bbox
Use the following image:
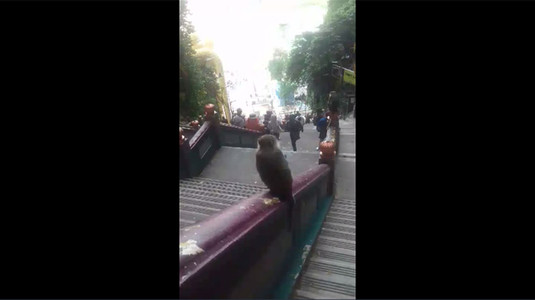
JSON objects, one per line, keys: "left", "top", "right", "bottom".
{"left": 269, "top": 0, "right": 355, "bottom": 113}
{"left": 268, "top": 49, "right": 287, "bottom": 82}
{"left": 268, "top": 49, "right": 298, "bottom": 106}
{"left": 179, "top": 0, "right": 220, "bottom": 121}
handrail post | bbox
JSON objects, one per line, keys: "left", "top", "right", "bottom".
{"left": 318, "top": 139, "right": 336, "bottom": 196}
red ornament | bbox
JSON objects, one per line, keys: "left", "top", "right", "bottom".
{"left": 319, "top": 141, "right": 335, "bottom": 159}
{"left": 179, "top": 128, "right": 185, "bottom": 145}
{"left": 204, "top": 104, "right": 215, "bottom": 117}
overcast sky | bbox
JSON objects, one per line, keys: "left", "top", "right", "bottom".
{"left": 188, "top": 0, "right": 327, "bottom": 80}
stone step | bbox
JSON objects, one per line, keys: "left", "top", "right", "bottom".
{"left": 314, "top": 244, "right": 355, "bottom": 258}
{"left": 179, "top": 184, "right": 259, "bottom": 198}
{"left": 332, "top": 199, "right": 356, "bottom": 206}
{"left": 179, "top": 196, "right": 233, "bottom": 211}
{"left": 184, "top": 177, "right": 266, "bottom": 189}
{"left": 179, "top": 210, "right": 210, "bottom": 222}
{"left": 179, "top": 193, "right": 241, "bottom": 206}
{"left": 334, "top": 198, "right": 356, "bottom": 202}
{"left": 328, "top": 207, "right": 356, "bottom": 216}
{"left": 306, "top": 258, "right": 355, "bottom": 277}
{"left": 299, "top": 271, "right": 356, "bottom": 297}
{"left": 337, "top": 152, "right": 356, "bottom": 158}
{"left": 319, "top": 228, "right": 355, "bottom": 241}
{"left": 316, "top": 237, "right": 356, "bottom": 251}
{"left": 303, "top": 269, "right": 356, "bottom": 287}
{"left": 331, "top": 202, "right": 355, "bottom": 209}
{"left": 179, "top": 203, "right": 221, "bottom": 216}
{"left": 325, "top": 212, "right": 355, "bottom": 221}
{"left": 312, "top": 248, "right": 355, "bottom": 264}
{"left": 316, "top": 234, "right": 356, "bottom": 245}
{"left": 179, "top": 188, "right": 251, "bottom": 202}
{"left": 322, "top": 222, "right": 355, "bottom": 233}
{"left": 324, "top": 216, "right": 355, "bottom": 227}
{"left": 330, "top": 204, "right": 356, "bottom": 212}
{"left": 179, "top": 177, "right": 268, "bottom": 229}
{"left": 179, "top": 219, "right": 195, "bottom": 229}
{"left": 180, "top": 178, "right": 267, "bottom": 191}
{"left": 309, "top": 256, "right": 356, "bottom": 270}
{"left": 294, "top": 287, "right": 355, "bottom": 299}
{"left": 180, "top": 178, "right": 267, "bottom": 193}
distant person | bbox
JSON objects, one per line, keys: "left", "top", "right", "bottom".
{"left": 313, "top": 110, "right": 322, "bottom": 126}
{"left": 287, "top": 114, "right": 304, "bottom": 152}
{"left": 263, "top": 111, "right": 272, "bottom": 126}
{"left": 268, "top": 114, "right": 283, "bottom": 140}
{"left": 281, "top": 114, "right": 289, "bottom": 132}
{"left": 296, "top": 112, "right": 305, "bottom": 127}
{"left": 325, "top": 110, "right": 339, "bottom": 129}
{"left": 328, "top": 110, "right": 339, "bottom": 129}
{"left": 263, "top": 111, "right": 273, "bottom": 134}
{"left": 328, "top": 94, "right": 340, "bottom": 128}
{"left": 246, "top": 113, "right": 263, "bottom": 131}
{"left": 316, "top": 113, "right": 329, "bottom": 151}
{"left": 231, "top": 108, "right": 245, "bottom": 128}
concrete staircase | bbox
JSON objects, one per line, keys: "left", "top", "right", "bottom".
{"left": 179, "top": 144, "right": 328, "bottom": 229}
{"left": 179, "top": 177, "right": 268, "bottom": 229}
{"left": 179, "top": 118, "right": 356, "bottom": 298}
{"left": 292, "top": 197, "right": 356, "bottom": 299}
{"left": 292, "top": 117, "right": 356, "bottom": 299}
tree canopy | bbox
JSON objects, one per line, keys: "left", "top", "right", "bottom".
{"left": 268, "top": 0, "right": 355, "bottom": 112}
{"left": 179, "top": 0, "right": 219, "bottom": 122}
{"left": 268, "top": 49, "right": 298, "bottom": 106}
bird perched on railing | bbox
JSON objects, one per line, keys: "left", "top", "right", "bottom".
{"left": 256, "top": 135, "right": 293, "bottom": 198}
{"left": 256, "top": 134, "right": 294, "bottom": 229}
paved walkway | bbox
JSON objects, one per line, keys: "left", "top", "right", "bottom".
{"left": 200, "top": 118, "right": 356, "bottom": 197}
{"left": 292, "top": 117, "right": 356, "bottom": 299}
{"left": 335, "top": 118, "right": 356, "bottom": 200}
{"left": 279, "top": 123, "right": 322, "bottom": 153}
{"left": 199, "top": 146, "right": 320, "bottom": 186}
{"left": 200, "top": 122, "right": 327, "bottom": 185}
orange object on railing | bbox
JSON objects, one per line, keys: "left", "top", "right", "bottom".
{"left": 190, "top": 120, "right": 199, "bottom": 129}
{"left": 319, "top": 141, "right": 336, "bottom": 159}
{"left": 179, "top": 128, "right": 185, "bottom": 146}
{"left": 204, "top": 103, "right": 215, "bottom": 118}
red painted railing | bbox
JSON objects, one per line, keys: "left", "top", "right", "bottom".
{"left": 179, "top": 106, "right": 341, "bottom": 298}
{"left": 179, "top": 164, "right": 331, "bottom": 298}
{"left": 179, "top": 118, "right": 265, "bottom": 179}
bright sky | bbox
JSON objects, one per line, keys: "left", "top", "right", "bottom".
{"left": 187, "top": 0, "right": 327, "bottom": 115}
{"left": 188, "top": 0, "right": 327, "bottom": 79}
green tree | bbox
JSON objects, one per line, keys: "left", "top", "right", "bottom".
{"left": 268, "top": 49, "right": 287, "bottom": 81}
{"left": 282, "top": 0, "right": 355, "bottom": 113}
{"left": 268, "top": 49, "right": 298, "bottom": 106}
{"left": 179, "top": 0, "right": 219, "bottom": 122}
